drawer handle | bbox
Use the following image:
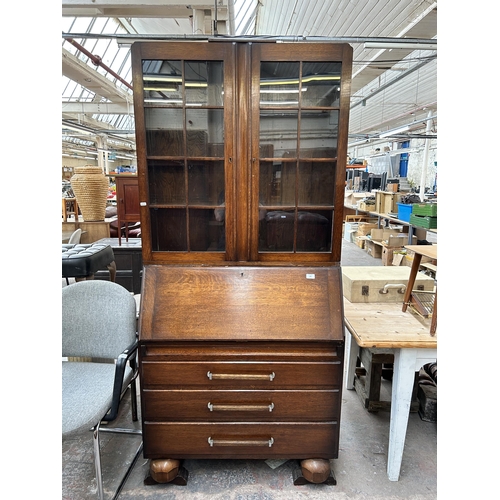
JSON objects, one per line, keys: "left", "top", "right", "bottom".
{"left": 208, "top": 402, "right": 274, "bottom": 412}
{"left": 208, "top": 437, "right": 274, "bottom": 448}
{"left": 207, "top": 371, "right": 275, "bottom": 381}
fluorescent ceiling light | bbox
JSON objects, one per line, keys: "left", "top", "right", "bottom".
{"left": 260, "top": 75, "right": 340, "bottom": 87}
{"left": 143, "top": 75, "right": 182, "bottom": 83}
{"left": 143, "top": 86, "right": 178, "bottom": 92}
{"left": 379, "top": 125, "right": 410, "bottom": 138}
{"left": 260, "top": 101, "right": 299, "bottom": 106}
{"left": 260, "top": 88, "right": 307, "bottom": 94}
{"left": 364, "top": 42, "right": 437, "bottom": 50}
{"left": 144, "top": 98, "right": 183, "bottom": 104}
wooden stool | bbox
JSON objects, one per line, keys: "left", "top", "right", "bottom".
{"left": 62, "top": 198, "right": 79, "bottom": 222}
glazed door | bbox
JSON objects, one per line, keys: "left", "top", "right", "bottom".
{"left": 131, "top": 41, "right": 352, "bottom": 264}
{"left": 249, "top": 43, "right": 352, "bottom": 264}
{"left": 132, "top": 42, "right": 235, "bottom": 263}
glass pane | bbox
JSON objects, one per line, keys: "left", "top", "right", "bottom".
{"left": 299, "top": 110, "right": 339, "bottom": 158}
{"left": 189, "top": 209, "right": 225, "bottom": 251}
{"left": 259, "top": 161, "right": 296, "bottom": 206}
{"left": 185, "top": 61, "right": 224, "bottom": 106}
{"left": 186, "top": 109, "right": 224, "bottom": 157}
{"left": 260, "top": 62, "right": 300, "bottom": 107}
{"left": 151, "top": 208, "right": 187, "bottom": 251}
{"left": 296, "top": 210, "right": 332, "bottom": 252}
{"left": 301, "top": 62, "right": 342, "bottom": 107}
{"left": 188, "top": 161, "right": 225, "bottom": 206}
{"left": 258, "top": 209, "right": 333, "bottom": 253}
{"left": 142, "top": 60, "right": 183, "bottom": 106}
{"left": 280, "top": 162, "right": 297, "bottom": 206}
{"left": 148, "top": 160, "right": 185, "bottom": 204}
{"left": 259, "top": 109, "right": 298, "bottom": 158}
{"left": 145, "top": 108, "right": 184, "bottom": 156}
{"left": 298, "top": 161, "right": 335, "bottom": 206}
{"left": 259, "top": 210, "right": 295, "bottom": 252}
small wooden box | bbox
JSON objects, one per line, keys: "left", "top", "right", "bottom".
{"left": 342, "top": 266, "right": 435, "bottom": 303}
{"left": 374, "top": 191, "right": 402, "bottom": 214}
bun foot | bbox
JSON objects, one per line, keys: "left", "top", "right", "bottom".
{"left": 144, "top": 459, "right": 189, "bottom": 485}
{"left": 292, "top": 459, "right": 337, "bottom": 485}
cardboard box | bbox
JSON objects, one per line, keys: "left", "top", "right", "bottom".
{"left": 382, "top": 246, "right": 406, "bottom": 266}
{"left": 357, "top": 223, "right": 378, "bottom": 236}
{"left": 386, "top": 234, "right": 416, "bottom": 247}
{"left": 370, "top": 228, "right": 401, "bottom": 241}
{"left": 358, "top": 201, "right": 376, "bottom": 212}
{"left": 364, "top": 240, "right": 382, "bottom": 259}
{"left": 342, "top": 266, "right": 435, "bottom": 303}
{"left": 403, "top": 249, "right": 434, "bottom": 267}
{"left": 354, "top": 236, "right": 365, "bottom": 249}
{"left": 344, "top": 191, "right": 367, "bottom": 208}
{"left": 391, "top": 253, "right": 406, "bottom": 266}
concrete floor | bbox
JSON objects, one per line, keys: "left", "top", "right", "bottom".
{"left": 62, "top": 239, "right": 437, "bottom": 499}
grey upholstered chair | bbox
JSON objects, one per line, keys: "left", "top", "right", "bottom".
{"left": 62, "top": 280, "right": 142, "bottom": 500}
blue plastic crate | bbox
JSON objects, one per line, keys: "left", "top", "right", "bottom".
{"left": 397, "top": 203, "right": 413, "bottom": 222}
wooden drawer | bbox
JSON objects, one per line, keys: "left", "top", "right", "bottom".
{"left": 143, "top": 422, "right": 339, "bottom": 459}
{"left": 142, "top": 389, "right": 340, "bottom": 421}
{"left": 141, "top": 361, "right": 342, "bottom": 389}
{"left": 140, "top": 341, "right": 343, "bottom": 361}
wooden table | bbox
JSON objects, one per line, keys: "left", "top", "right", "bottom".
{"left": 403, "top": 245, "right": 437, "bottom": 335}
{"left": 344, "top": 299, "right": 437, "bottom": 481}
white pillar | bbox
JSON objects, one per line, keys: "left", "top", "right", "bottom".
{"left": 418, "top": 111, "right": 433, "bottom": 201}
{"left": 192, "top": 9, "right": 205, "bottom": 34}
{"left": 96, "top": 134, "right": 109, "bottom": 174}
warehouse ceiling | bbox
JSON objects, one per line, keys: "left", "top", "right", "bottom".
{"left": 62, "top": 0, "right": 437, "bottom": 163}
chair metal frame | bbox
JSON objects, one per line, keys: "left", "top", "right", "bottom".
{"left": 91, "top": 341, "right": 143, "bottom": 500}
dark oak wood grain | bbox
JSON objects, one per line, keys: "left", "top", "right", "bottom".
{"left": 131, "top": 40, "right": 352, "bottom": 485}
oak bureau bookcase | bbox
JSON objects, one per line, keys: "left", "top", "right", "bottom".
{"left": 131, "top": 40, "right": 353, "bottom": 485}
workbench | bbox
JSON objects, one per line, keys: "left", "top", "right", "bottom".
{"left": 344, "top": 299, "right": 437, "bottom": 481}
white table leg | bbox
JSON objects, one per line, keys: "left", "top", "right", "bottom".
{"left": 345, "top": 329, "right": 359, "bottom": 390}
{"left": 387, "top": 348, "right": 417, "bottom": 481}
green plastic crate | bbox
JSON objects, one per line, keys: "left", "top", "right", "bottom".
{"left": 412, "top": 203, "right": 437, "bottom": 217}
{"left": 410, "top": 214, "right": 437, "bottom": 229}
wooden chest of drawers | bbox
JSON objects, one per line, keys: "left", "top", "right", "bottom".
{"left": 138, "top": 265, "right": 345, "bottom": 483}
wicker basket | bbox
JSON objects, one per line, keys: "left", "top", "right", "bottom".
{"left": 70, "top": 166, "right": 109, "bottom": 221}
